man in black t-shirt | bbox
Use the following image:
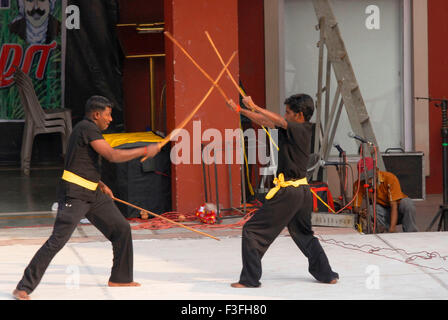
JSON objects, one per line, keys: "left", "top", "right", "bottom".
{"left": 13, "top": 96, "right": 161, "bottom": 300}
{"left": 227, "top": 94, "right": 338, "bottom": 288}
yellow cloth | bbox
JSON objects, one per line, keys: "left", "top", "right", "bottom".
{"left": 62, "top": 170, "right": 98, "bottom": 191}
{"left": 103, "top": 131, "right": 164, "bottom": 148}
{"left": 265, "top": 173, "right": 308, "bottom": 200}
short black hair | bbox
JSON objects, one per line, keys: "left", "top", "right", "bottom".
{"left": 284, "top": 94, "right": 314, "bottom": 122}
{"left": 85, "top": 96, "right": 113, "bottom": 115}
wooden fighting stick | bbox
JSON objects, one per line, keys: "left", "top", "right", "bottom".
{"left": 140, "top": 50, "right": 237, "bottom": 162}
{"left": 112, "top": 196, "right": 220, "bottom": 241}
{"left": 164, "top": 31, "right": 231, "bottom": 101}
{"left": 204, "top": 31, "right": 279, "bottom": 151}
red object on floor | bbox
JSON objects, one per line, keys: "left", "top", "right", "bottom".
{"left": 310, "top": 183, "right": 335, "bottom": 213}
{"left": 195, "top": 205, "right": 217, "bottom": 225}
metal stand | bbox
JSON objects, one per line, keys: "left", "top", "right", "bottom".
{"left": 335, "top": 147, "right": 348, "bottom": 209}
{"left": 359, "top": 143, "right": 373, "bottom": 234}
{"left": 218, "top": 141, "right": 249, "bottom": 219}
{"left": 417, "top": 98, "right": 448, "bottom": 231}
{"left": 201, "top": 143, "right": 248, "bottom": 224}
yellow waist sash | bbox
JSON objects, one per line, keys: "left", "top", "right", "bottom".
{"left": 265, "top": 173, "right": 308, "bottom": 200}
{"left": 62, "top": 170, "right": 98, "bottom": 191}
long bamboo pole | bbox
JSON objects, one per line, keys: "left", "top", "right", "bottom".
{"left": 164, "top": 31, "right": 230, "bottom": 101}
{"left": 204, "top": 31, "right": 279, "bottom": 151}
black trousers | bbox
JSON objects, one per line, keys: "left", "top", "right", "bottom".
{"left": 239, "top": 185, "right": 338, "bottom": 287}
{"left": 16, "top": 190, "right": 134, "bottom": 294}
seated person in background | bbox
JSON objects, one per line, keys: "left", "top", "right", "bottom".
{"left": 353, "top": 157, "right": 419, "bottom": 233}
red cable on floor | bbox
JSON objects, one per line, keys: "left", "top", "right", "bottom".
{"left": 316, "top": 233, "right": 448, "bottom": 273}
{"left": 130, "top": 208, "right": 257, "bottom": 231}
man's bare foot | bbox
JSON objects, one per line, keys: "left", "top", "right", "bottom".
{"left": 12, "top": 289, "right": 30, "bottom": 300}
{"left": 231, "top": 282, "right": 248, "bottom": 288}
{"left": 108, "top": 281, "right": 141, "bottom": 287}
{"left": 231, "top": 282, "right": 261, "bottom": 288}
{"left": 329, "top": 278, "right": 338, "bottom": 284}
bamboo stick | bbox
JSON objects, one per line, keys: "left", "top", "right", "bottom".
{"left": 204, "top": 31, "right": 279, "bottom": 151}
{"left": 164, "top": 31, "right": 230, "bottom": 101}
{"left": 140, "top": 51, "right": 237, "bottom": 162}
{"left": 112, "top": 196, "right": 221, "bottom": 241}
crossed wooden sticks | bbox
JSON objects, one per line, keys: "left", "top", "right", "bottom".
{"left": 141, "top": 30, "right": 279, "bottom": 164}
{"left": 131, "top": 31, "right": 279, "bottom": 240}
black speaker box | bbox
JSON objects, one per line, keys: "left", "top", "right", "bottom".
{"left": 101, "top": 142, "right": 172, "bottom": 218}
{"left": 382, "top": 151, "right": 425, "bottom": 200}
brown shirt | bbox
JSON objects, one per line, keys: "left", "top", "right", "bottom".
{"left": 353, "top": 171, "right": 407, "bottom": 208}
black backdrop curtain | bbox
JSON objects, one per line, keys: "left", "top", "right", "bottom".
{"left": 66, "top": 0, "right": 124, "bottom": 131}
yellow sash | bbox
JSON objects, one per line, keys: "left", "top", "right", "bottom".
{"left": 62, "top": 170, "right": 98, "bottom": 191}
{"left": 265, "top": 173, "right": 308, "bottom": 200}
{"left": 265, "top": 173, "right": 336, "bottom": 213}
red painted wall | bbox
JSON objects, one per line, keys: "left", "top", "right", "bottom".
{"left": 238, "top": 0, "right": 266, "bottom": 108}
{"left": 119, "top": 0, "right": 164, "bottom": 23}
{"left": 122, "top": 58, "right": 151, "bottom": 131}
{"left": 165, "top": 0, "right": 241, "bottom": 213}
{"left": 118, "top": 0, "right": 165, "bottom": 133}
{"left": 427, "top": 0, "right": 447, "bottom": 194}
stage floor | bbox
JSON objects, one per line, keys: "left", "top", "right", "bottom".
{"left": 0, "top": 231, "right": 447, "bottom": 300}
{"left": 0, "top": 167, "right": 447, "bottom": 300}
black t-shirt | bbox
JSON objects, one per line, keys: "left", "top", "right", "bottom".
{"left": 276, "top": 121, "right": 312, "bottom": 180}
{"left": 59, "top": 118, "right": 104, "bottom": 201}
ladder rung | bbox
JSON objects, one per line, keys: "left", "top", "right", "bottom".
{"left": 350, "top": 85, "right": 359, "bottom": 92}
{"left": 339, "top": 81, "right": 358, "bottom": 92}
{"left": 327, "top": 51, "right": 347, "bottom": 61}
{"left": 329, "top": 58, "right": 343, "bottom": 64}
{"left": 359, "top": 116, "right": 370, "bottom": 124}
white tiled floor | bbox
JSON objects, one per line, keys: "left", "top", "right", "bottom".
{"left": 1, "top": 232, "right": 447, "bottom": 300}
